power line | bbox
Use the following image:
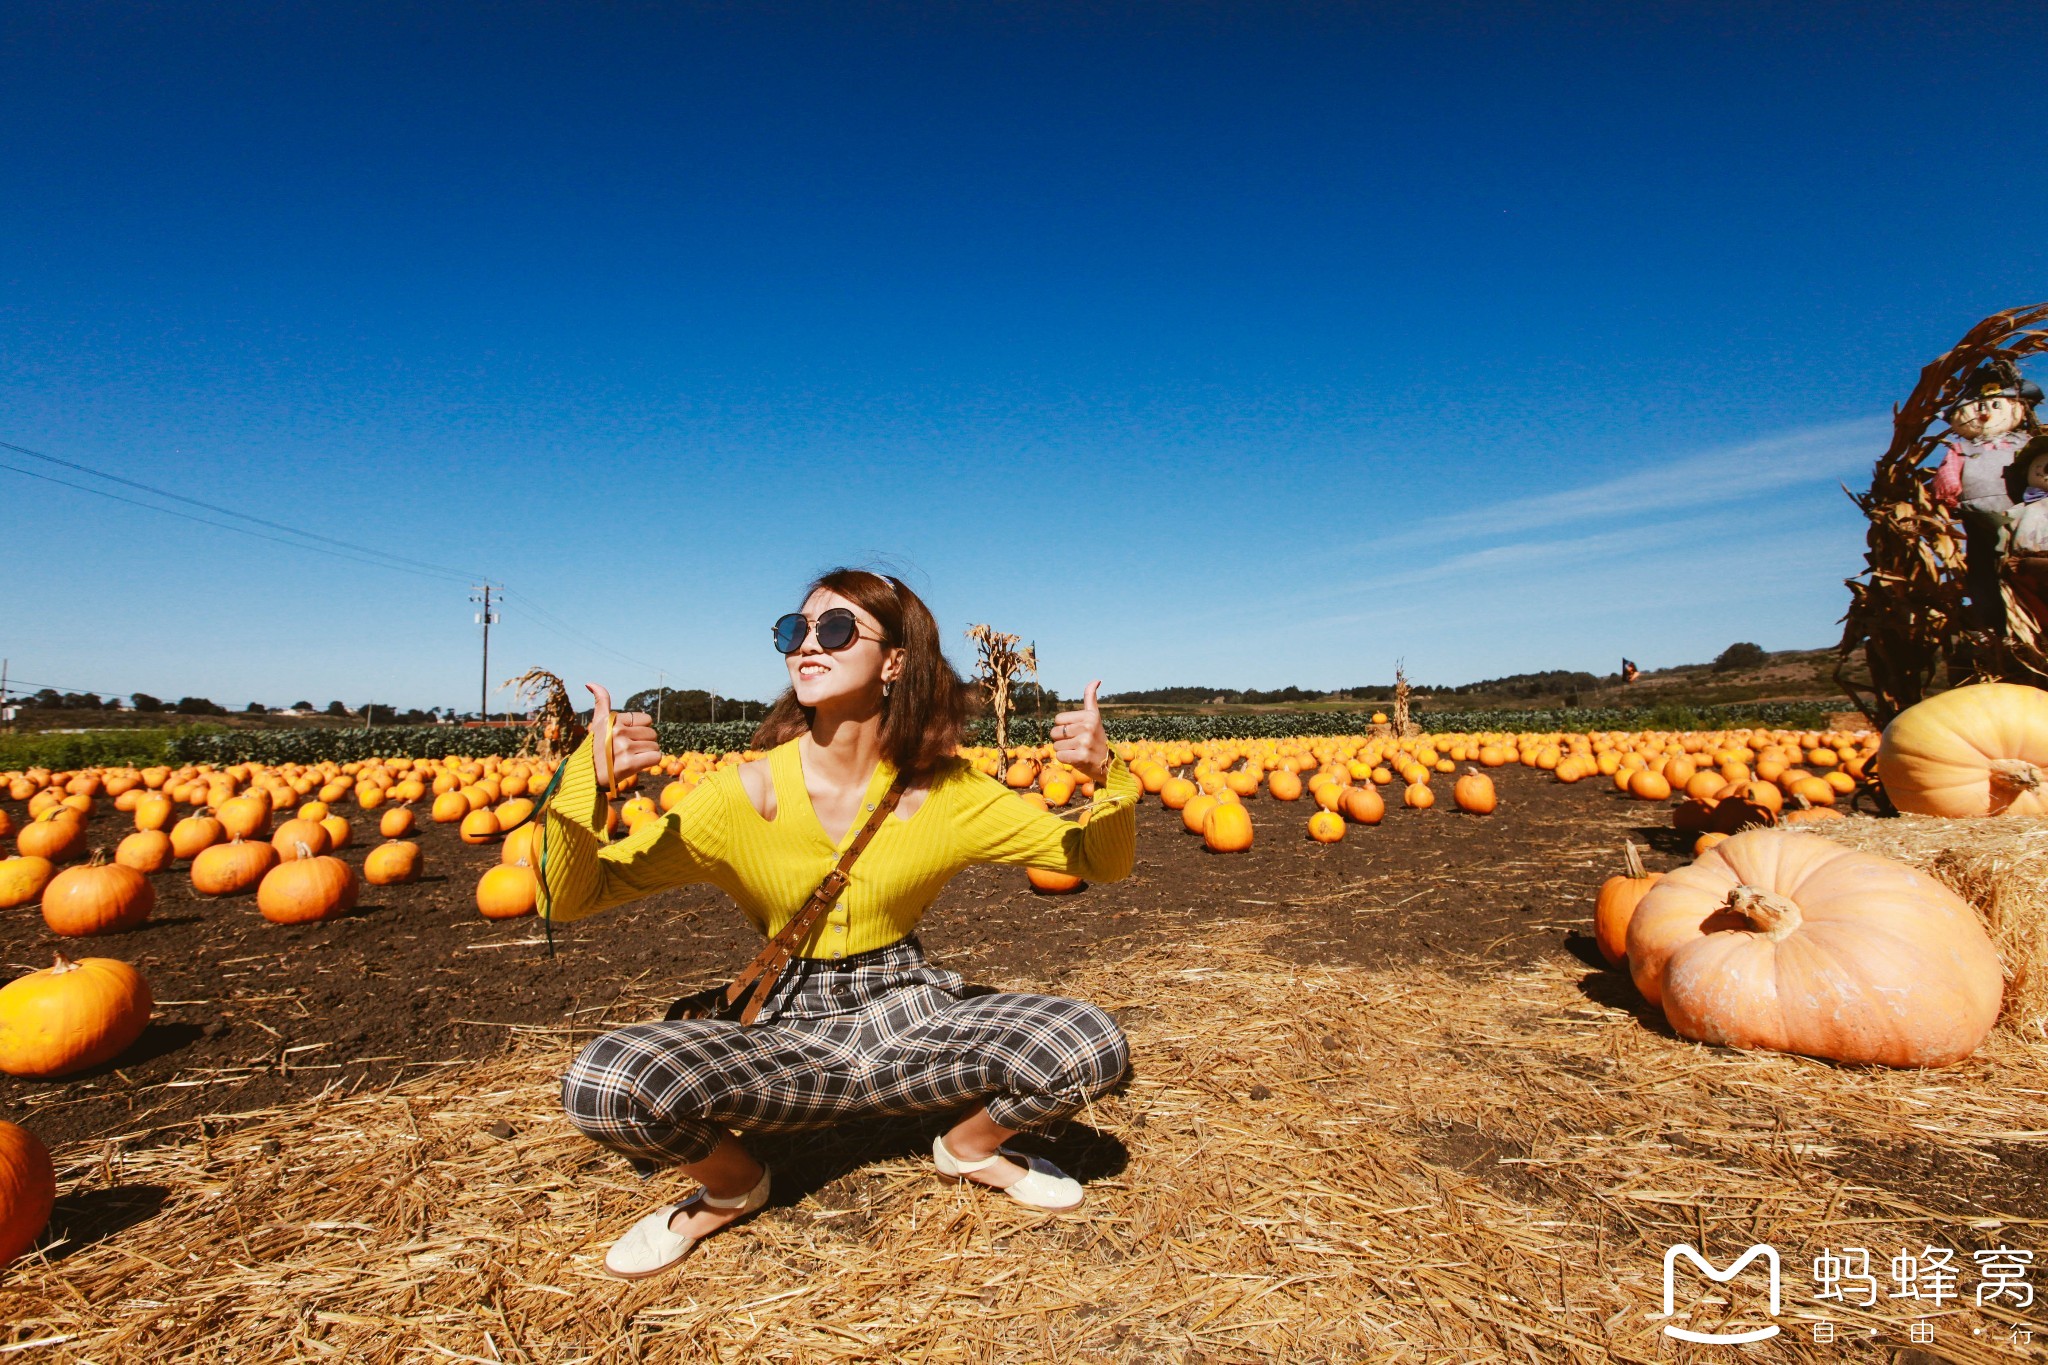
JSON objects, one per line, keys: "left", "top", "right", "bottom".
{"left": 496, "top": 589, "right": 681, "bottom": 679}
{"left": 0, "top": 437, "right": 487, "bottom": 583}
{"left": 1, "top": 675, "right": 143, "bottom": 699}
{"left": 0, "top": 458, "right": 478, "bottom": 582}
{"left": 5, "top": 435, "right": 689, "bottom": 690}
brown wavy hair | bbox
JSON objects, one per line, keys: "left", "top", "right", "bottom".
{"left": 751, "top": 569, "right": 969, "bottom": 778}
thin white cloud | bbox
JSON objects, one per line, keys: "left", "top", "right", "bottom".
{"left": 1232, "top": 415, "right": 1889, "bottom": 621}
{"left": 1469, "top": 415, "right": 1888, "bottom": 539}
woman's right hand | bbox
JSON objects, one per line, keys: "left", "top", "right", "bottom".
{"left": 585, "top": 683, "right": 662, "bottom": 787}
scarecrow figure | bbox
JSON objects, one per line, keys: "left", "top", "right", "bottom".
{"left": 2000, "top": 436, "right": 2048, "bottom": 645}
{"left": 1930, "top": 359, "right": 2043, "bottom": 628}
{"left": 2003, "top": 435, "right": 2048, "bottom": 555}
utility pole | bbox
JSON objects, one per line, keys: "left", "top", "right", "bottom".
{"left": 656, "top": 670, "right": 664, "bottom": 726}
{"left": 470, "top": 584, "right": 500, "bottom": 722}
{"left": 711, "top": 693, "right": 719, "bottom": 723}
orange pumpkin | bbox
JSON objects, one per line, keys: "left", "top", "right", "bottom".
{"left": 431, "top": 791, "right": 470, "bottom": 824}
{"left": 1267, "top": 769, "right": 1303, "bottom": 802}
{"left": 271, "top": 818, "right": 331, "bottom": 860}
{"left": 364, "top": 840, "right": 422, "bottom": 886}
{"left": 0, "top": 1120, "right": 55, "bottom": 1267}
{"left": 41, "top": 855, "right": 155, "bottom": 936}
{"left": 17, "top": 809, "right": 87, "bottom": 863}
{"left": 1201, "top": 802, "right": 1254, "bottom": 853}
{"left": 191, "top": 837, "right": 278, "bottom": 896}
{"left": 460, "top": 808, "right": 502, "bottom": 845}
{"left": 168, "top": 813, "right": 224, "bottom": 860}
{"left": 1025, "top": 866, "right": 1084, "bottom": 893}
{"left": 215, "top": 792, "right": 271, "bottom": 839}
{"left": 114, "top": 829, "right": 174, "bottom": 874}
{"left": 1877, "top": 682, "right": 2048, "bottom": 818}
{"left": 502, "top": 823, "right": 538, "bottom": 866}
{"left": 1626, "top": 769, "right": 1672, "bottom": 801}
{"left": 379, "top": 807, "right": 416, "bottom": 838}
{"left": 0, "top": 952, "right": 153, "bottom": 1078}
{"left": 132, "top": 792, "right": 175, "bottom": 832}
{"left": 477, "top": 863, "right": 538, "bottom": 919}
{"left": 256, "top": 849, "right": 358, "bottom": 924}
{"left": 1339, "top": 785, "right": 1385, "bottom": 825}
{"left": 1306, "top": 809, "right": 1346, "bottom": 843}
{"left": 1452, "top": 768, "right": 1496, "bottom": 814}
{"left": 0, "top": 856, "right": 56, "bottom": 910}
{"left": 1157, "top": 777, "right": 1197, "bottom": 811}
{"left": 1402, "top": 782, "right": 1435, "bottom": 810}
{"left": 1593, "top": 842, "right": 1660, "bottom": 967}
{"left": 1625, "top": 829, "right": 2001, "bottom": 1067}
{"left": 319, "top": 815, "right": 352, "bottom": 850}
{"left": 1180, "top": 793, "right": 1220, "bottom": 835}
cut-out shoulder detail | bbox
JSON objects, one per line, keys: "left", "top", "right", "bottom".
{"left": 894, "top": 784, "right": 932, "bottom": 822}
{"left": 738, "top": 758, "right": 776, "bottom": 822}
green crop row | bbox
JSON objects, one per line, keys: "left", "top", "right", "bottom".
{"left": 3, "top": 701, "right": 1853, "bottom": 772}
{"left": 0, "top": 727, "right": 214, "bottom": 770}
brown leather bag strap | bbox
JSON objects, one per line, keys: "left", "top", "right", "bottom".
{"left": 724, "top": 775, "right": 908, "bottom": 1024}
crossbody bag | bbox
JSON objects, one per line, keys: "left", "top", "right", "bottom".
{"left": 664, "top": 775, "right": 908, "bottom": 1026}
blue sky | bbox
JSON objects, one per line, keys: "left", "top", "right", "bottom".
{"left": 3, "top": 3, "right": 2043, "bottom": 711}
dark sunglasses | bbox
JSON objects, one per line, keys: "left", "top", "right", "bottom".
{"left": 772, "top": 608, "right": 885, "bottom": 655}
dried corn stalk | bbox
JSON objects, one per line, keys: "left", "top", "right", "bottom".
{"left": 1837, "top": 303, "right": 2048, "bottom": 725}
{"left": 504, "top": 667, "right": 585, "bottom": 762}
{"left": 966, "top": 623, "right": 1036, "bottom": 757}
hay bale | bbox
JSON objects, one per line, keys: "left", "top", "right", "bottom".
{"left": 1811, "top": 813, "right": 2048, "bottom": 1039}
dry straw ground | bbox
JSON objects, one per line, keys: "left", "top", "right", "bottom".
{"left": 1813, "top": 813, "right": 2048, "bottom": 1040}
{"left": 5, "top": 907, "right": 2047, "bottom": 1363}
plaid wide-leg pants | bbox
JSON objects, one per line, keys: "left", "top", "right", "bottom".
{"left": 561, "top": 938, "right": 1131, "bottom": 1166}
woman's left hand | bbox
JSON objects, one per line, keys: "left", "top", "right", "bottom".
{"left": 1050, "top": 680, "right": 1109, "bottom": 784}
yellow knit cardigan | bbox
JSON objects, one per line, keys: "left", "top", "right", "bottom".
{"left": 536, "top": 736, "right": 1138, "bottom": 958}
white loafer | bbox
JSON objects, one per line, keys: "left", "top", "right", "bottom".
{"left": 603, "top": 1164, "right": 771, "bottom": 1280}
{"left": 933, "top": 1134, "right": 1083, "bottom": 1211}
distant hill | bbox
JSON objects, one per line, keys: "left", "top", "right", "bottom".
{"left": 1099, "top": 646, "right": 1853, "bottom": 715}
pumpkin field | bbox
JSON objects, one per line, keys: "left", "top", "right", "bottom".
{"left": 3, "top": 700, "right": 2048, "bottom": 1361}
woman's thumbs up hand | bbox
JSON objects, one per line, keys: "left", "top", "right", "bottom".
{"left": 585, "top": 683, "right": 662, "bottom": 787}
{"left": 1050, "top": 680, "right": 1109, "bottom": 784}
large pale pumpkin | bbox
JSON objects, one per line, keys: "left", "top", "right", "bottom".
{"left": 1625, "top": 829, "right": 2000, "bottom": 1067}
{"left": 0, "top": 1121, "right": 55, "bottom": 1266}
{"left": 1877, "top": 682, "right": 2048, "bottom": 817}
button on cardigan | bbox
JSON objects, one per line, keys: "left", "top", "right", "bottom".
{"left": 535, "top": 736, "right": 1138, "bottom": 958}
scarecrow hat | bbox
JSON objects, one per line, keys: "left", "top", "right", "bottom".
{"left": 1948, "top": 359, "right": 2044, "bottom": 414}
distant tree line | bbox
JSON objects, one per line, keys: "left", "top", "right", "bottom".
{"left": 9, "top": 690, "right": 444, "bottom": 725}
{"left": 1099, "top": 644, "right": 1787, "bottom": 707}
{"left": 621, "top": 687, "right": 768, "bottom": 723}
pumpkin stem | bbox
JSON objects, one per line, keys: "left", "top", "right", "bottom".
{"left": 1622, "top": 840, "right": 1647, "bottom": 880}
{"left": 49, "top": 952, "right": 77, "bottom": 973}
{"left": 1988, "top": 759, "right": 2042, "bottom": 792}
{"left": 1726, "top": 884, "right": 1803, "bottom": 940}
{"left": 86, "top": 848, "right": 108, "bottom": 868}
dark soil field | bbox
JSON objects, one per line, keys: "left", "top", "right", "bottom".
{"left": 8, "top": 766, "right": 2048, "bottom": 1360}
{"left": 2, "top": 767, "right": 1664, "bottom": 1152}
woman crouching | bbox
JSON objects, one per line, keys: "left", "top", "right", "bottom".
{"left": 537, "top": 569, "right": 1137, "bottom": 1279}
